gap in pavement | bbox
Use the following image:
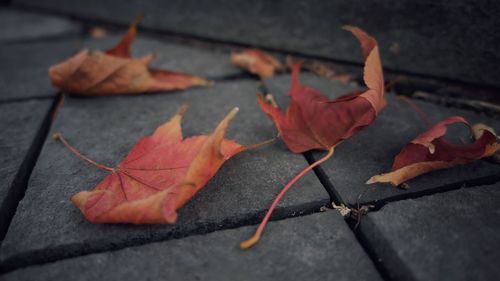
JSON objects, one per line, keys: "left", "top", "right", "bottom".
{"left": 339, "top": 170, "right": 500, "bottom": 281}
{"left": 356, "top": 172, "right": 500, "bottom": 213}
{"left": 0, "top": 200, "right": 328, "bottom": 275}
{"left": 0, "top": 93, "right": 62, "bottom": 242}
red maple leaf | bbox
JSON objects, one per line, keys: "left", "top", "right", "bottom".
{"left": 241, "top": 26, "right": 386, "bottom": 249}
{"left": 367, "top": 116, "right": 500, "bottom": 186}
{"left": 55, "top": 106, "right": 248, "bottom": 224}
{"left": 49, "top": 18, "right": 212, "bottom": 96}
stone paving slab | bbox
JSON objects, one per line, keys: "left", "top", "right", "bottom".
{"left": 2, "top": 212, "right": 382, "bottom": 281}
{"left": 0, "top": 99, "right": 52, "bottom": 235}
{"left": 265, "top": 74, "right": 500, "bottom": 205}
{"left": 0, "top": 80, "right": 329, "bottom": 269}
{"left": 360, "top": 183, "right": 500, "bottom": 281}
{"left": 0, "top": 39, "right": 81, "bottom": 101}
{"left": 12, "top": 0, "right": 500, "bottom": 86}
{"left": 82, "top": 35, "right": 243, "bottom": 79}
{"left": 0, "top": 8, "right": 81, "bottom": 43}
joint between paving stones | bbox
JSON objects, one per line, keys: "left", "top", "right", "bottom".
{"left": 211, "top": 72, "right": 257, "bottom": 82}
{"left": 353, "top": 171, "right": 500, "bottom": 214}
{"left": 0, "top": 95, "right": 61, "bottom": 243}
{"left": 351, "top": 218, "right": 417, "bottom": 281}
{"left": 303, "top": 151, "right": 345, "bottom": 206}
{"left": 0, "top": 199, "right": 329, "bottom": 275}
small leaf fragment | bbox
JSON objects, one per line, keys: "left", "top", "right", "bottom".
{"left": 231, "top": 49, "right": 283, "bottom": 79}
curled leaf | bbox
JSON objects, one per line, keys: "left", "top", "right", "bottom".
{"left": 367, "top": 117, "right": 500, "bottom": 186}
{"left": 56, "top": 106, "right": 246, "bottom": 224}
{"left": 231, "top": 49, "right": 283, "bottom": 79}
{"left": 257, "top": 26, "right": 385, "bottom": 153}
{"left": 242, "top": 26, "right": 385, "bottom": 249}
{"left": 49, "top": 20, "right": 212, "bottom": 96}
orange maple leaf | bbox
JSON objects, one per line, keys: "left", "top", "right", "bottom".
{"left": 49, "top": 19, "right": 212, "bottom": 96}
{"left": 54, "top": 106, "right": 248, "bottom": 224}
{"left": 231, "top": 49, "right": 283, "bottom": 79}
{"left": 367, "top": 116, "right": 500, "bottom": 186}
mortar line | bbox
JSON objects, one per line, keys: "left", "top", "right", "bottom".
{"left": 300, "top": 153, "right": 395, "bottom": 281}
{"left": 355, "top": 171, "right": 500, "bottom": 213}
{"left": 0, "top": 200, "right": 329, "bottom": 275}
{"left": 0, "top": 93, "right": 62, "bottom": 243}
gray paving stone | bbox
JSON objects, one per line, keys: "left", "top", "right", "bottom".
{"left": 360, "top": 183, "right": 500, "bottom": 281}
{"left": 0, "top": 80, "right": 329, "bottom": 269}
{"left": 0, "top": 39, "right": 81, "bottom": 101}
{"left": 0, "top": 8, "right": 81, "bottom": 43}
{"left": 12, "top": 0, "right": 500, "bottom": 86}
{"left": 83, "top": 34, "right": 242, "bottom": 79}
{"left": 0, "top": 99, "right": 52, "bottom": 235}
{"left": 265, "top": 74, "right": 500, "bottom": 205}
{"left": 2, "top": 212, "right": 382, "bottom": 281}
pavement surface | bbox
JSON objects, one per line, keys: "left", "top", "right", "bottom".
{"left": 0, "top": 6, "right": 499, "bottom": 281}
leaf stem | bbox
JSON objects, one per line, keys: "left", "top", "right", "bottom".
{"left": 245, "top": 137, "right": 277, "bottom": 151}
{"left": 53, "top": 132, "right": 114, "bottom": 172}
{"left": 240, "top": 146, "right": 335, "bottom": 249}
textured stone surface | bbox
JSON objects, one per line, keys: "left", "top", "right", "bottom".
{"left": 0, "top": 80, "right": 329, "bottom": 268}
{"left": 0, "top": 39, "right": 81, "bottom": 101}
{"left": 0, "top": 99, "right": 52, "bottom": 233}
{"left": 265, "top": 74, "right": 500, "bottom": 205}
{"left": 360, "top": 183, "right": 500, "bottom": 281}
{"left": 2, "top": 212, "right": 382, "bottom": 281}
{"left": 12, "top": 0, "right": 500, "bottom": 86}
{"left": 82, "top": 34, "right": 242, "bottom": 79}
{"left": 0, "top": 8, "right": 81, "bottom": 43}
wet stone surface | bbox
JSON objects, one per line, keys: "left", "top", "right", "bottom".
{"left": 264, "top": 74, "right": 500, "bottom": 205}
{"left": 2, "top": 212, "right": 382, "bottom": 281}
{"left": 0, "top": 80, "right": 329, "bottom": 269}
{"left": 0, "top": 8, "right": 81, "bottom": 43}
{"left": 0, "top": 99, "right": 52, "bottom": 233}
{"left": 360, "top": 183, "right": 500, "bottom": 281}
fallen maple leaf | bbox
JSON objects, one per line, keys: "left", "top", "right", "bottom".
{"left": 49, "top": 19, "right": 212, "bottom": 96}
{"left": 54, "top": 106, "right": 248, "bottom": 224}
{"left": 231, "top": 49, "right": 283, "bottom": 79}
{"left": 241, "top": 26, "right": 385, "bottom": 249}
{"left": 257, "top": 26, "right": 385, "bottom": 154}
{"left": 367, "top": 116, "right": 500, "bottom": 186}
